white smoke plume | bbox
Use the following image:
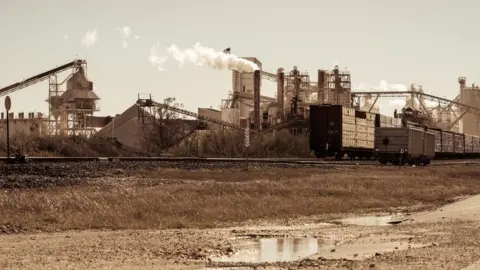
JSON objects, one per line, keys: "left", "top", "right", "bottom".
{"left": 423, "top": 100, "right": 439, "bottom": 107}
{"left": 376, "top": 80, "right": 408, "bottom": 92}
{"left": 134, "top": 36, "right": 140, "bottom": 39}
{"left": 64, "top": 35, "right": 69, "bottom": 40}
{"left": 117, "top": 26, "right": 132, "bottom": 48}
{"left": 355, "top": 80, "right": 407, "bottom": 92}
{"left": 149, "top": 44, "right": 168, "bottom": 71}
{"left": 166, "top": 43, "right": 259, "bottom": 72}
{"left": 81, "top": 29, "right": 98, "bottom": 47}
{"left": 389, "top": 99, "right": 406, "bottom": 106}
{"left": 119, "top": 26, "right": 132, "bottom": 38}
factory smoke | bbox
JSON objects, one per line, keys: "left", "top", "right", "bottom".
{"left": 118, "top": 26, "right": 132, "bottom": 38}
{"left": 166, "top": 43, "right": 260, "bottom": 72}
{"left": 355, "top": 80, "right": 407, "bottom": 92}
{"left": 118, "top": 26, "right": 132, "bottom": 48}
{"left": 356, "top": 80, "right": 409, "bottom": 113}
{"left": 389, "top": 99, "right": 406, "bottom": 106}
{"left": 81, "top": 29, "right": 98, "bottom": 47}
{"left": 149, "top": 43, "right": 168, "bottom": 71}
{"left": 376, "top": 80, "right": 407, "bottom": 92}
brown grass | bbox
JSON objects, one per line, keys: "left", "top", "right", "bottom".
{"left": 0, "top": 129, "right": 310, "bottom": 157}
{"left": 0, "top": 165, "right": 479, "bottom": 232}
{"left": 169, "top": 129, "right": 311, "bottom": 158}
{"left": 0, "top": 135, "right": 140, "bottom": 157}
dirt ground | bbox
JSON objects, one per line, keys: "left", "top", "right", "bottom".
{"left": 1, "top": 164, "right": 480, "bottom": 269}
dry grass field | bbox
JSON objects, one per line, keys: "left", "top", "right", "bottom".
{"left": 1, "top": 165, "right": 479, "bottom": 233}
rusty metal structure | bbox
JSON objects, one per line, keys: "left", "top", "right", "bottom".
{"left": 0, "top": 59, "right": 100, "bottom": 136}
{"left": 352, "top": 81, "right": 480, "bottom": 133}
{"left": 321, "top": 65, "right": 352, "bottom": 107}
{"left": 3, "top": 51, "right": 480, "bottom": 155}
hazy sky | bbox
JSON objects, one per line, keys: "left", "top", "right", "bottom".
{"left": 1, "top": 0, "right": 479, "bottom": 117}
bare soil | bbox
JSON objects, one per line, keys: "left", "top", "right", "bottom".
{"left": 0, "top": 164, "right": 479, "bottom": 269}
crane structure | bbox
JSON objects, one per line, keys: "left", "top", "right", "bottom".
{"left": 351, "top": 89, "right": 480, "bottom": 131}
{"left": 0, "top": 59, "right": 100, "bottom": 136}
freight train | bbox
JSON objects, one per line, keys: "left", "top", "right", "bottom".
{"left": 309, "top": 104, "right": 480, "bottom": 165}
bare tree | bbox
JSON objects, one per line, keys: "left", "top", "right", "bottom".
{"left": 143, "top": 97, "right": 195, "bottom": 154}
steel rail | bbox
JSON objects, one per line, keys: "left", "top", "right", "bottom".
{"left": 0, "top": 156, "right": 478, "bottom": 165}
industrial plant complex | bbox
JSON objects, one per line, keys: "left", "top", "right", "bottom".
{"left": 0, "top": 55, "right": 479, "bottom": 154}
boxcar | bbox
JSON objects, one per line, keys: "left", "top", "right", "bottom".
{"left": 473, "top": 135, "right": 480, "bottom": 158}
{"left": 465, "top": 134, "right": 475, "bottom": 158}
{"left": 453, "top": 133, "right": 465, "bottom": 157}
{"left": 309, "top": 104, "right": 375, "bottom": 159}
{"left": 439, "top": 130, "right": 455, "bottom": 158}
{"left": 375, "top": 127, "right": 435, "bottom": 165}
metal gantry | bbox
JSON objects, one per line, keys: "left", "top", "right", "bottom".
{"left": 0, "top": 59, "right": 90, "bottom": 136}
{"left": 352, "top": 91, "right": 480, "bottom": 130}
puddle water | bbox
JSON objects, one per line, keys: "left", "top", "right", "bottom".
{"left": 211, "top": 237, "right": 332, "bottom": 263}
{"left": 203, "top": 266, "right": 255, "bottom": 270}
{"left": 333, "top": 215, "right": 407, "bottom": 226}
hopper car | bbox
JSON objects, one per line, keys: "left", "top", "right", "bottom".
{"left": 309, "top": 104, "right": 480, "bottom": 165}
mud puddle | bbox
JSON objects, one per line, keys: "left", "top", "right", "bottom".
{"left": 210, "top": 237, "right": 334, "bottom": 263}
{"left": 332, "top": 214, "right": 408, "bottom": 226}
{"left": 204, "top": 267, "right": 254, "bottom": 270}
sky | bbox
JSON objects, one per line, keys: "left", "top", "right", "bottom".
{"left": 1, "top": 0, "right": 479, "bottom": 118}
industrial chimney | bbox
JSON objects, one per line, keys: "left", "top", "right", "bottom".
{"left": 317, "top": 70, "right": 325, "bottom": 104}
{"left": 276, "top": 68, "right": 285, "bottom": 121}
{"left": 253, "top": 70, "right": 261, "bottom": 131}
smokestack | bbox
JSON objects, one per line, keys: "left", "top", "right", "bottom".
{"left": 277, "top": 68, "right": 285, "bottom": 120}
{"left": 253, "top": 70, "right": 261, "bottom": 131}
{"left": 458, "top": 77, "right": 466, "bottom": 89}
{"left": 418, "top": 85, "right": 425, "bottom": 108}
{"left": 317, "top": 70, "right": 325, "bottom": 104}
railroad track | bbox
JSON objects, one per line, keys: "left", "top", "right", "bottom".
{"left": 0, "top": 156, "right": 477, "bottom": 166}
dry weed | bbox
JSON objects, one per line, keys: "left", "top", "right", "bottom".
{"left": 0, "top": 129, "right": 310, "bottom": 158}
{"left": 0, "top": 165, "right": 479, "bottom": 232}
{"left": 169, "top": 129, "right": 311, "bottom": 158}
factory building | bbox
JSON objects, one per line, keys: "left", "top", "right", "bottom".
{"left": 198, "top": 108, "right": 222, "bottom": 130}
{"left": 459, "top": 77, "right": 480, "bottom": 136}
{"left": 0, "top": 112, "right": 47, "bottom": 138}
{"left": 1, "top": 56, "right": 480, "bottom": 153}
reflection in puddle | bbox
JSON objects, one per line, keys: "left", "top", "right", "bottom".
{"left": 333, "top": 215, "right": 407, "bottom": 226}
{"left": 211, "top": 237, "right": 328, "bottom": 263}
